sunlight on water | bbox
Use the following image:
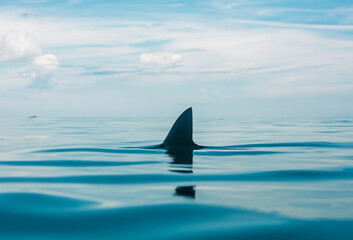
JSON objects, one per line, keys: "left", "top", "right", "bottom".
{"left": 0, "top": 117, "right": 353, "bottom": 239}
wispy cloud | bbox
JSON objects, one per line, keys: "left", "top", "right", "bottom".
{"left": 82, "top": 69, "right": 138, "bottom": 76}
{"left": 231, "top": 19, "right": 353, "bottom": 30}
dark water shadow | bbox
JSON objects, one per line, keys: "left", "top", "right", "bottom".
{"left": 165, "top": 149, "right": 196, "bottom": 198}
{"left": 174, "top": 185, "right": 196, "bottom": 199}
{"left": 167, "top": 148, "right": 194, "bottom": 174}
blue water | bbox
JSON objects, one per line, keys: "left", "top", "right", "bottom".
{"left": 1, "top": 117, "right": 353, "bottom": 239}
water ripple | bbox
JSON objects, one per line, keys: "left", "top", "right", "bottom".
{"left": 0, "top": 193, "right": 97, "bottom": 211}
{"left": 0, "top": 198, "right": 352, "bottom": 240}
{"left": 34, "top": 148, "right": 162, "bottom": 154}
{"left": 204, "top": 142, "right": 353, "bottom": 149}
{"left": 0, "top": 168, "right": 351, "bottom": 184}
{"left": 0, "top": 160, "right": 160, "bottom": 167}
{"left": 33, "top": 147, "right": 281, "bottom": 156}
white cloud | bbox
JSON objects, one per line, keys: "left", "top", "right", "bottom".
{"left": 0, "top": 31, "right": 42, "bottom": 61}
{"left": 33, "top": 54, "right": 59, "bottom": 73}
{"left": 21, "top": 54, "right": 59, "bottom": 88}
{"left": 139, "top": 52, "right": 182, "bottom": 70}
{"left": 0, "top": 29, "right": 60, "bottom": 89}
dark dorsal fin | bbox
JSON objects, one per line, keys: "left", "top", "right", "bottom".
{"left": 163, "top": 107, "right": 196, "bottom": 148}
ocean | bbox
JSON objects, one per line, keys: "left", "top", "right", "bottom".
{"left": 0, "top": 116, "right": 352, "bottom": 239}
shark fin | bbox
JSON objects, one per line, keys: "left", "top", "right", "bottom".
{"left": 162, "top": 107, "right": 201, "bottom": 150}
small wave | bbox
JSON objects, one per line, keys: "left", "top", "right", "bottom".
{"left": 0, "top": 168, "right": 351, "bottom": 184}
{"left": 33, "top": 141, "right": 353, "bottom": 157}
{"left": 0, "top": 201, "right": 352, "bottom": 240}
{"left": 204, "top": 142, "right": 353, "bottom": 149}
{"left": 320, "top": 120, "right": 353, "bottom": 124}
{"left": 0, "top": 193, "right": 97, "bottom": 212}
{"left": 194, "top": 150, "right": 281, "bottom": 156}
{"left": 34, "top": 148, "right": 163, "bottom": 155}
{"left": 33, "top": 147, "right": 281, "bottom": 157}
{"left": 0, "top": 160, "right": 161, "bottom": 167}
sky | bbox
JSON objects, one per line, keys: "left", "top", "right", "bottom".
{"left": 1, "top": 0, "right": 353, "bottom": 119}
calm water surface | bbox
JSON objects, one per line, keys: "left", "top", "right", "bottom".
{"left": 0, "top": 117, "right": 353, "bottom": 239}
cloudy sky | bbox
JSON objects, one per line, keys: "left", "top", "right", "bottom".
{"left": 1, "top": 0, "right": 353, "bottom": 118}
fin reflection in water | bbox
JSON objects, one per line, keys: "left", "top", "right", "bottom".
{"left": 167, "top": 149, "right": 194, "bottom": 173}
{"left": 157, "top": 107, "right": 200, "bottom": 173}
{"left": 160, "top": 108, "right": 198, "bottom": 194}
{"left": 174, "top": 185, "right": 196, "bottom": 199}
